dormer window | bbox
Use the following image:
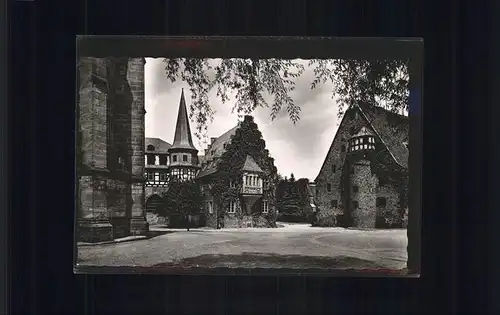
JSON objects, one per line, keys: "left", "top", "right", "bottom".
{"left": 147, "top": 145, "right": 155, "bottom": 151}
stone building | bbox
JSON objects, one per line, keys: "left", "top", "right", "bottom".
{"left": 314, "top": 103, "right": 409, "bottom": 229}
{"left": 143, "top": 90, "right": 201, "bottom": 225}
{"left": 197, "top": 116, "right": 277, "bottom": 228}
{"left": 76, "top": 57, "right": 149, "bottom": 242}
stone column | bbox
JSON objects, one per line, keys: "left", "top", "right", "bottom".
{"left": 77, "top": 57, "right": 113, "bottom": 242}
{"left": 127, "top": 58, "right": 149, "bottom": 235}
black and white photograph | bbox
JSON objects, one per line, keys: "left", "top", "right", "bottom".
{"left": 75, "top": 37, "right": 422, "bottom": 275}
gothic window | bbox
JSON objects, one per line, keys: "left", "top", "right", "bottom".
{"left": 376, "top": 197, "right": 387, "bottom": 207}
{"left": 183, "top": 155, "right": 188, "bottom": 162}
{"left": 173, "top": 155, "right": 177, "bottom": 162}
{"left": 262, "top": 200, "right": 269, "bottom": 213}
{"left": 353, "top": 185, "right": 359, "bottom": 193}
{"left": 327, "top": 183, "right": 332, "bottom": 192}
{"left": 331, "top": 200, "right": 338, "bottom": 208}
{"left": 147, "top": 145, "right": 155, "bottom": 151}
{"left": 228, "top": 200, "right": 237, "bottom": 213}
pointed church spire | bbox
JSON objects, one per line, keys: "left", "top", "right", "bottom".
{"left": 170, "top": 89, "right": 197, "bottom": 151}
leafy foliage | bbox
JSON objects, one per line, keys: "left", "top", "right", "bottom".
{"left": 163, "top": 180, "right": 203, "bottom": 216}
{"left": 209, "top": 117, "right": 278, "bottom": 224}
{"left": 276, "top": 177, "right": 301, "bottom": 215}
{"left": 163, "top": 58, "right": 409, "bottom": 139}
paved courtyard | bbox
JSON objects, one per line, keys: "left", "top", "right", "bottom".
{"left": 77, "top": 223, "right": 408, "bottom": 270}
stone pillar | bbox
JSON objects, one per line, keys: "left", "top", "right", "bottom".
{"left": 350, "top": 159, "right": 377, "bottom": 228}
{"left": 127, "top": 58, "right": 149, "bottom": 235}
{"left": 77, "top": 57, "right": 113, "bottom": 242}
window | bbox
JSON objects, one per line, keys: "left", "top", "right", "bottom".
{"left": 146, "top": 154, "right": 155, "bottom": 165}
{"left": 332, "top": 164, "right": 336, "bottom": 173}
{"left": 147, "top": 145, "right": 155, "bottom": 151}
{"left": 341, "top": 145, "right": 346, "bottom": 152}
{"left": 182, "top": 155, "right": 188, "bottom": 162}
{"left": 228, "top": 200, "right": 237, "bottom": 213}
{"left": 223, "top": 143, "right": 227, "bottom": 149}
{"left": 262, "top": 200, "right": 269, "bottom": 213}
{"left": 316, "top": 189, "right": 320, "bottom": 196}
{"left": 352, "top": 200, "right": 359, "bottom": 208}
{"left": 147, "top": 172, "right": 154, "bottom": 181}
{"left": 331, "top": 200, "right": 338, "bottom": 208}
{"left": 207, "top": 200, "right": 213, "bottom": 214}
{"left": 160, "top": 173, "right": 167, "bottom": 181}
{"left": 351, "top": 167, "right": 355, "bottom": 174}
{"left": 378, "top": 178, "right": 387, "bottom": 187}
{"left": 159, "top": 155, "right": 168, "bottom": 165}
{"left": 376, "top": 197, "right": 387, "bottom": 207}
{"left": 230, "top": 180, "right": 237, "bottom": 188}
{"left": 154, "top": 172, "right": 159, "bottom": 182}
{"left": 327, "top": 183, "right": 332, "bottom": 192}
{"left": 353, "top": 185, "right": 359, "bottom": 193}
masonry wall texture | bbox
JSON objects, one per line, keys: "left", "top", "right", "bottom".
{"left": 349, "top": 160, "right": 377, "bottom": 228}
{"left": 314, "top": 105, "right": 409, "bottom": 229}
{"left": 77, "top": 57, "right": 148, "bottom": 242}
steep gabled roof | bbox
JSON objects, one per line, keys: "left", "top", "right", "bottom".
{"left": 314, "top": 104, "right": 409, "bottom": 182}
{"left": 196, "top": 124, "right": 239, "bottom": 178}
{"left": 357, "top": 102, "right": 409, "bottom": 169}
{"left": 242, "top": 155, "right": 264, "bottom": 173}
{"left": 170, "top": 89, "right": 197, "bottom": 151}
{"left": 145, "top": 137, "right": 172, "bottom": 153}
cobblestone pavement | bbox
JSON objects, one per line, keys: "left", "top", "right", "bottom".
{"left": 77, "top": 223, "right": 408, "bottom": 270}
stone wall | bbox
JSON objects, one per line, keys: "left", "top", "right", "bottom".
{"left": 127, "top": 58, "right": 148, "bottom": 235}
{"left": 376, "top": 184, "right": 403, "bottom": 227}
{"left": 77, "top": 57, "right": 148, "bottom": 242}
{"left": 315, "top": 107, "right": 367, "bottom": 216}
{"left": 145, "top": 186, "right": 169, "bottom": 201}
{"left": 349, "top": 159, "right": 378, "bottom": 228}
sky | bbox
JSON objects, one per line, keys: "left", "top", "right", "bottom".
{"left": 144, "top": 58, "right": 341, "bottom": 181}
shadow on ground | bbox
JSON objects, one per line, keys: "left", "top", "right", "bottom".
{"left": 152, "top": 252, "right": 385, "bottom": 269}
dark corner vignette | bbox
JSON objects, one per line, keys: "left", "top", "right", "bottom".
{"left": 74, "top": 36, "right": 423, "bottom": 277}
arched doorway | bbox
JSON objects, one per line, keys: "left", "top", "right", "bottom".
{"left": 146, "top": 194, "right": 166, "bottom": 226}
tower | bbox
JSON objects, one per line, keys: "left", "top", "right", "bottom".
{"left": 168, "top": 89, "right": 200, "bottom": 181}
{"left": 345, "top": 125, "right": 378, "bottom": 228}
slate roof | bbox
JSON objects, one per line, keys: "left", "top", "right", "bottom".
{"left": 170, "top": 89, "right": 197, "bottom": 151}
{"left": 145, "top": 137, "right": 172, "bottom": 153}
{"left": 242, "top": 155, "right": 264, "bottom": 173}
{"left": 196, "top": 124, "right": 239, "bottom": 178}
{"left": 357, "top": 102, "right": 409, "bottom": 169}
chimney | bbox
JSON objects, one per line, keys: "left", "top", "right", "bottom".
{"left": 210, "top": 137, "right": 217, "bottom": 145}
